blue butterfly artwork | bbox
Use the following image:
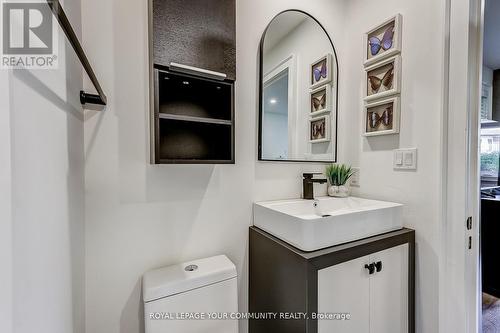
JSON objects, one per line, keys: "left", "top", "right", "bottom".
{"left": 313, "top": 63, "right": 327, "bottom": 82}
{"left": 368, "top": 25, "right": 394, "bottom": 56}
{"left": 312, "top": 58, "right": 328, "bottom": 85}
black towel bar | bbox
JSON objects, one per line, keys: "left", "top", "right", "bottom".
{"left": 46, "top": 0, "right": 107, "bottom": 106}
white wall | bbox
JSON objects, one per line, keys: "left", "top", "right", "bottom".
{"left": 82, "top": 1, "right": 345, "bottom": 333}
{"left": 483, "top": 0, "right": 500, "bottom": 69}
{"left": 82, "top": 1, "right": 445, "bottom": 333}
{"left": 6, "top": 1, "right": 86, "bottom": 332}
{"left": 342, "top": 1, "right": 446, "bottom": 332}
{"left": 0, "top": 66, "right": 13, "bottom": 333}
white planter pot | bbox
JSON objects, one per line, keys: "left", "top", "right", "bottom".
{"left": 328, "top": 185, "right": 350, "bottom": 198}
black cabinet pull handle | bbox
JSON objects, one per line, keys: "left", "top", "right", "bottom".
{"left": 365, "top": 263, "right": 375, "bottom": 275}
{"left": 375, "top": 261, "right": 382, "bottom": 272}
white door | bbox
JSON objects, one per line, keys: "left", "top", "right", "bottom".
{"left": 318, "top": 256, "right": 370, "bottom": 333}
{"left": 369, "top": 244, "right": 409, "bottom": 333}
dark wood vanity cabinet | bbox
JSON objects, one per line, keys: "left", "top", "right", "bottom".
{"left": 481, "top": 197, "right": 500, "bottom": 297}
{"left": 249, "top": 227, "right": 415, "bottom": 333}
{"left": 150, "top": 0, "right": 236, "bottom": 164}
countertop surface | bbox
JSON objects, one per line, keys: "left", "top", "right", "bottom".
{"left": 481, "top": 187, "right": 500, "bottom": 201}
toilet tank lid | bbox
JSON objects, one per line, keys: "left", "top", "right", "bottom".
{"left": 142, "top": 255, "right": 237, "bottom": 303}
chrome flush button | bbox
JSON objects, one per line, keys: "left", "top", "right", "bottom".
{"left": 184, "top": 264, "right": 198, "bottom": 272}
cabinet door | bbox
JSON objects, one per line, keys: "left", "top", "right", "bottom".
{"left": 369, "top": 244, "right": 409, "bottom": 333}
{"left": 153, "top": 0, "right": 236, "bottom": 80}
{"left": 318, "top": 256, "right": 370, "bottom": 333}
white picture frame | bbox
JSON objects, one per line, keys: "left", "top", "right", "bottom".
{"left": 363, "top": 96, "right": 400, "bottom": 137}
{"left": 310, "top": 84, "right": 332, "bottom": 116}
{"left": 310, "top": 54, "right": 333, "bottom": 89}
{"left": 364, "top": 14, "right": 402, "bottom": 67}
{"left": 310, "top": 114, "right": 330, "bottom": 143}
{"left": 364, "top": 55, "right": 401, "bottom": 102}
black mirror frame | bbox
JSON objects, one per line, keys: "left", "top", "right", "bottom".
{"left": 258, "top": 9, "right": 340, "bottom": 163}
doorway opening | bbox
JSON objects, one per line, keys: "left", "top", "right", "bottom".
{"left": 479, "top": 0, "right": 500, "bottom": 330}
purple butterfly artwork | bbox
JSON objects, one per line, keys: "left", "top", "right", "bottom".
{"left": 313, "top": 63, "right": 327, "bottom": 82}
{"left": 368, "top": 105, "right": 393, "bottom": 129}
{"left": 368, "top": 25, "right": 394, "bottom": 56}
{"left": 312, "top": 58, "right": 328, "bottom": 84}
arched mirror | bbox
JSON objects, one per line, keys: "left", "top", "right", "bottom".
{"left": 258, "top": 10, "right": 338, "bottom": 162}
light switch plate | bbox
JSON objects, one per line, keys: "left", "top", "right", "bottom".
{"left": 350, "top": 167, "right": 360, "bottom": 187}
{"left": 393, "top": 148, "right": 417, "bottom": 170}
{"left": 395, "top": 151, "right": 403, "bottom": 166}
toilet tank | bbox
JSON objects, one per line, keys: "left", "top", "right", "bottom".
{"left": 143, "top": 255, "right": 238, "bottom": 333}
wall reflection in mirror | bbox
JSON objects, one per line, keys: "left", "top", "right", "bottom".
{"left": 259, "top": 10, "right": 338, "bottom": 162}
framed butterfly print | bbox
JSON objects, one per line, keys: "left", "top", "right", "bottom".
{"left": 310, "top": 84, "right": 332, "bottom": 116}
{"left": 310, "top": 54, "right": 333, "bottom": 89}
{"left": 310, "top": 115, "right": 330, "bottom": 143}
{"left": 363, "top": 96, "right": 400, "bottom": 137}
{"left": 364, "top": 55, "right": 401, "bottom": 102}
{"left": 364, "top": 14, "right": 402, "bottom": 67}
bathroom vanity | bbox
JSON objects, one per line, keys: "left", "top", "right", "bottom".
{"left": 249, "top": 226, "right": 415, "bottom": 333}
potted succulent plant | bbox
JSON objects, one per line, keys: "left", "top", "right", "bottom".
{"left": 325, "top": 164, "right": 355, "bottom": 197}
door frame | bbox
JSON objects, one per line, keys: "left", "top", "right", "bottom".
{"left": 441, "top": 0, "right": 482, "bottom": 331}
{"left": 263, "top": 55, "right": 298, "bottom": 158}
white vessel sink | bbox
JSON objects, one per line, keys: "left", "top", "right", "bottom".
{"left": 253, "top": 196, "right": 403, "bottom": 252}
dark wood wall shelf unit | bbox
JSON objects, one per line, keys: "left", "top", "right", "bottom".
{"left": 249, "top": 226, "right": 415, "bottom": 333}
{"left": 153, "top": 68, "right": 234, "bottom": 164}
{"left": 150, "top": 0, "right": 236, "bottom": 164}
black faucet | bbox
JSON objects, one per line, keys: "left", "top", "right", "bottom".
{"left": 303, "top": 173, "right": 327, "bottom": 200}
